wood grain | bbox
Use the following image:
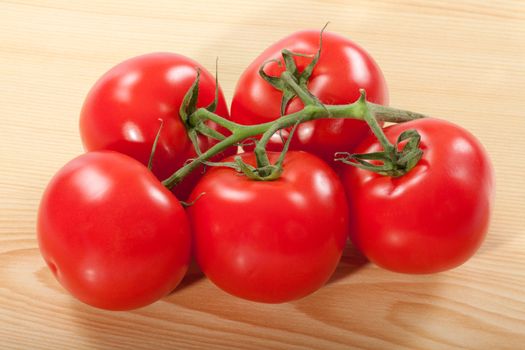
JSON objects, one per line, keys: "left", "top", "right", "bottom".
{"left": 1, "top": 1, "right": 524, "bottom": 349}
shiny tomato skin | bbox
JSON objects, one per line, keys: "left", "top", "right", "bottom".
{"left": 188, "top": 151, "right": 349, "bottom": 303}
{"left": 80, "top": 53, "right": 232, "bottom": 199}
{"left": 231, "top": 30, "right": 388, "bottom": 163}
{"left": 340, "top": 118, "right": 494, "bottom": 274}
{"left": 37, "top": 151, "right": 191, "bottom": 310}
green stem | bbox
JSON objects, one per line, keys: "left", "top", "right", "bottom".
{"left": 190, "top": 108, "right": 245, "bottom": 132}
{"left": 280, "top": 71, "right": 317, "bottom": 106}
{"left": 368, "top": 103, "right": 426, "bottom": 122}
{"left": 251, "top": 68, "right": 326, "bottom": 171}
{"left": 363, "top": 106, "right": 397, "bottom": 165}
{"left": 162, "top": 122, "right": 268, "bottom": 189}
{"left": 363, "top": 107, "right": 395, "bottom": 153}
{"left": 162, "top": 98, "right": 424, "bottom": 189}
{"left": 325, "top": 103, "right": 426, "bottom": 122}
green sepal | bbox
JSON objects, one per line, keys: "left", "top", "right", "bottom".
{"left": 334, "top": 127, "right": 425, "bottom": 177}
{"left": 274, "top": 121, "right": 299, "bottom": 169}
{"left": 259, "top": 59, "right": 285, "bottom": 90}
{"left": 147, "top": 118, "right": 164, "bottom": 171}
{"left": 179, "top": 192, "right": 206, "bottom": 208}
{"left": 200, "top": 160, "right": 239, "bottom": 169}
{"left": 297, "top": 22, "right": 326, "bottom": 89}
{"left": 195, "top": 123, "right": 226, "bottom": 141}
{"left": 335, "top": 151, "right": 396, "bottom": 176}
{"left": 179, "top": 65, "right": 226, "bottom": 144}
{"left": 180, "top": 69, "right": 201, "bottom": 128}
{"left": 186, "top": 129, "right": 202, "bottom": 156}
{"left": 205, "top": 58, "right": 220, "bottom": 113}
{"left": 258, "top": 25, "right": 328, "bottom": 115}
{"left": 395, "top": 129, "right": 423, "bottom": 171}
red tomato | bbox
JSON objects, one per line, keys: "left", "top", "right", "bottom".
{"left": 231, "top": 30, "right": 388, "bottom": 163}
{"left": 80, "top": 53, "right": 232, "bottom": 199}
{"left": 340, "top": 118, "right": 494, "bottom": 274}
{"left": 188, "top": 151, "right": 349, "bottom": 303}
{"left": 37, "top": 151, "right": 191, "bottom": 310}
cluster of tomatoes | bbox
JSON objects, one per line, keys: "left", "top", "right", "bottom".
{"left": 37, "top": 30, "right": 494, "bottom": 311}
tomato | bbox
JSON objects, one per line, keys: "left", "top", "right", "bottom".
{"left": 188, "top": 151, "right": 349, "bottom": 303}
{"left": 37, "top": 151, "right": 191, "bottom": 310}
{"left": 231, "top": 30, "right": 388, "bottom": 164}
{"left": 80, "top": 53, "right": 233, "bottom": 200}
{"left": 340, "top": 118, "right": 494, "bottom": 274}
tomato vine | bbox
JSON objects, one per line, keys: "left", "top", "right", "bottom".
{"left": 162, "top": 41, "right": 426, "bottom": 189}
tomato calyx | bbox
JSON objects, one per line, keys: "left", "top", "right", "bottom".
{"left": 180, "top": 67, "right": 229, "bottom": 149}
{"left": 335, "top": 91, "right": 424, "bottom": 177}
{"left": 335, "top": 129, "right": 423, "bottom": 177}
{"left": 238, "top": 121, "right": 300, "bottom": 180}
{"left": 258, "top": 25, "right": 327, "bottom": 115}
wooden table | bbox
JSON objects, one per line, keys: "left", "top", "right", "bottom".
{"left": 1, "top": 1, "right": 524, "bottom": 349}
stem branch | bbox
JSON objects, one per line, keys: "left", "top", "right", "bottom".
{"left": 280, "top": 71, "right": 317, "bottom": 106}
{"left": 190, "top": 108, "right": 246, "bottom": 132}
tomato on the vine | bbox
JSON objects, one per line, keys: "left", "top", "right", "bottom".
{"left": 37, "top": 151, "right": 191, "bottom": 310}
{"left": 340, "top": 118, "right": 494, "bottom": 274}
{"left": 231, "top": 30, "right": 388, "bottom": 164}
{"left": 188, "top": 151, "right": 349, "bottom": 303}
{"left": 80, "top": 53, "right": 233, "bottom": 199}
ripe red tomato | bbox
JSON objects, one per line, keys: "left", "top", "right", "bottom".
{"left": 80, "top": 53, "right": 232, "bottom": 199}
{"left": 340, "top": 118, "right": 494, "bottom": 274}
{"left": 231, "top": 30, "right": 388, "bottom": 163}
{"left": 188, "top": 151, "right": 349, "bottom": 303}
{"left": 37, "top": 151, "right": 191, "bottom": 310}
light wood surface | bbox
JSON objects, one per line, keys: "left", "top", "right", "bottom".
{"left": 1, "top": 1, "right": 525, "bottom": 349}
